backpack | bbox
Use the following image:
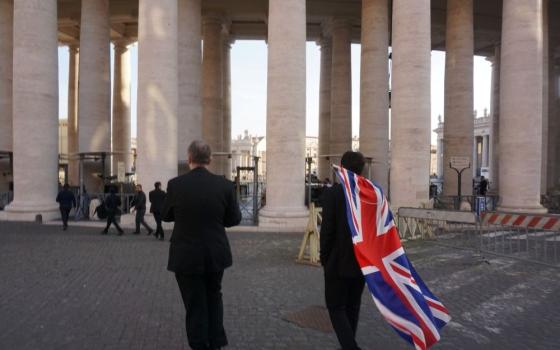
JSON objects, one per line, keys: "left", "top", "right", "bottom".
{"left": 96, "top": 200, "right": 108, "bottom": 219}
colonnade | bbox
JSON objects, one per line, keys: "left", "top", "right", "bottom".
{"left": 0, "top": 0, "right": 557, "bottom": 223}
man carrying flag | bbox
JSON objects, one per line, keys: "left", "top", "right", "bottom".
{"left": 320, "top": 151, "right": 367, "bottom": 350}
{"left": 324, "top": 151, "right": 451, "bottom": 350}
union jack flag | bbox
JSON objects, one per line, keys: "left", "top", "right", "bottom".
{"left": 333, "top": 165, "right": 450, "bottom": 350}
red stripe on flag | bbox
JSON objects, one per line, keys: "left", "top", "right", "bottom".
{"left": 543, "top": 218, "right": 558, "bottom": 230}
{"left": 528, "top": 217, "right": 541, "bottom": 228}
{"left": 427, "top": 299, "right": 449, "bottom": 314}
{"left": 513, "top": 215, "right": 526, "bottom": 226}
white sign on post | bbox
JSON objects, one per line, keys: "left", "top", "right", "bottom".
{"left": 117, "top": 161, "right": 125, "bottom": 182}
{"left": 450, "top": 156, "right": 470, "bottom": 170}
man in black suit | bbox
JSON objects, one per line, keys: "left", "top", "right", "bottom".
{"left": 56, "top": 183, "right": 76, "bottom": 231}
{"left": 149, "top": 181, "right": 166, "bottom": 241}
{"left": 320, "top": 151, "right": 366, "bottom": 350}
{"left": 162, "top": 140, "right": 242, "bottom": 350}
{"left": 102, "top": 187, "right": 124, "bottom": 235}
{"left": 131, "top": 184, "right": 153, "bottom": 235}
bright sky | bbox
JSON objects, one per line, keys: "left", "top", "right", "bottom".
{"left": 57, "top": 41, "right": 492, "bottom": 145}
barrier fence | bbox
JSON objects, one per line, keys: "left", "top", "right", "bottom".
{"left": 0, "top": 191, "right": 13, "bottom": 210}
{"left": 397, "top": 207, "right": 560, "bottom": 267}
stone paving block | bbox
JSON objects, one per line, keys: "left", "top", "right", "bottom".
{"left": 0, "top": 222, "right": 559, "bottom": 349}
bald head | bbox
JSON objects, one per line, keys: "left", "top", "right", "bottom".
{"left": 188, "top": 140, "right": 212, "bottom": 166}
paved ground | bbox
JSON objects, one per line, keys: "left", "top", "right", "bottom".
{"left": 1, "top": 221, "right": 559, "bottom": 350}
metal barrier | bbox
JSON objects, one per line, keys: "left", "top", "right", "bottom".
{"left": 0, "top": 191, "right": 13, "bottom": 210}
{"left": 433, "top": 195, "right": 499, "bottom": 212}
{"left": 479, "top": 212, "right": 560, "bottom": 266}
{"left": 397, "top": 208, "right": 480, "bottom": 250}
{"left": 397, "top": 207, "right": 560, "bottom": 267}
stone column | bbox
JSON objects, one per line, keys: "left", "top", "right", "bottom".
{"left": 390, "top": 0, "right": 431, "bottom": 208}
{"left": 498, "top": 0, "right": 546, "bottom": 213}
{"left": 260, "top": 0, "right": 307, "bottom": 228}
{"left": 4, "top": 0, "right": 59, "bottom": 221}
{"left": 541, "top": 0, "right": 549, "bottom": 194}
{"left": 0, "top": 0, "right": 13, "bottom": 193}
{"left": 360, "top": 0, "right": 389, "bottom": 189}
{"left": 78, "top": 0, "right": 111, "bottom": 192}
{"left": 318, "top": 37, "right": 332, "bottom": 181}
{"left": 223, "top": 36, "right": 232, "bottom": 179}
{"left": 489, "top": 46, "right": 500, "bottom": 190}
{"left": 202, "top": 15, "right": 224, "bottom": 175}
{"left": 481, "top": 135, "right": 489, "bottom": 167}
{"left": 329, "top": 18, "right": 352, "bottom": 157}
{"left": 0, "top": 0, "right": 12, "bottom": 153}
{"left": 548, "top": 55, "right": 560, "bottom": 189}
{"left": 137, "top": 0, "right": 178, "bottom": 191}
{"left": 67, "top": 45, "right": 79, "bottom": 186}
{"left": 178, "top": 0, "right": 202, "bottom": 174}
{"left": 112, "top": 41, "right": 132, "bottom": 177}
{"left": 442, "top": 0, "right": 474, "bottom": 196}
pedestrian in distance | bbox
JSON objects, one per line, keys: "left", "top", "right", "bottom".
{"left": 163, "top": 140, "right": 242, "bottom": 350}
{"left": 320, "top": 151, "right": 367, "bottom": 350}
{"left": 149, "top": 181, "right": 167, "bottom": 241}
{"left": 102, "top": 187, "right": 124, "bottom": 235}
{"left": 56, "top": 183, "right": 76, "bottom": 231}
{"left": 479, "top": 176, "right": 489, "bottom": 196}
{"left": 131, "top": 184, "right": 153, "bottom": 235}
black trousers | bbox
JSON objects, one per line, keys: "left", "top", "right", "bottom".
{"left": 60, "top": 207, "right": 71, "bottom": 227}
{"left": 153, "top": 211, "right": 164, "bottom": 237}
{"left": 135, "top": 209, "right": 153, "bottom": 233}
{"left": 104, "top": 214, "right": 123, "bottom": 233}
{"left": 175, "top": 271, "right": 227, "bottom": 350}
{"left": 325, "top": 273, "right": 365, "bottom": 350}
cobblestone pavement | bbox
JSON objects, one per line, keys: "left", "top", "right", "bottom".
{"left": 1, "top": 221, "right": 559, "bottom": 350}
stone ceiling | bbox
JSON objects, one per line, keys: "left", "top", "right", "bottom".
{"left": 55, "top": 0, "right": 558, "bottom": 56}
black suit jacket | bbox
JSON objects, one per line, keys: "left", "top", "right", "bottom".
{"left": 149, "top": 188, "right": 166, "bottom": 214}
{"left": 132, "top": 191, "right": 147, "bottom": 211}
{"left": 162, "top": 167, "right": 242, "bottom": 274}
{"left": 320, "top": 184, "right": 362, "bottom": 278}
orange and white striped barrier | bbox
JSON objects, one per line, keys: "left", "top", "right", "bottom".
{"left": 481, "top": 212, "right": 560, "bottom": 231}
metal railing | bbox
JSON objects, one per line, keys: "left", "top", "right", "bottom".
{"left": 397, "top": 207, "right": 560, "bottom": 267}
{"left": 433, "top": 195, "right": 499, "bottom": 212}
{"left": 0, "top": 191, "right": 13, "bottom": 210}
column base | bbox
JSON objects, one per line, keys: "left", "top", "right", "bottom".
{"left": 2, "top": 201, "right": 60, "bottom": 222}
{"left": 259, "top": 206, "right": 309, "bottom": 231}
{"left": 497, "top": 204, "right": 548, "bottom": 214}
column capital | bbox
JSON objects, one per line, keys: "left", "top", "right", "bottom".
{"left": 68, "top": 44, "right": 79, "bottom": 54}
{"left": 316, "top": 35, "right": 332, "bottom": 49}
{"left": 112, "top": 39, "right": 132, "bottom": 52}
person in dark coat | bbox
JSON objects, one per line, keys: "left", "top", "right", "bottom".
{"left": 320, "top": 151, "right": 366, "bottom": 350}
{"left": 102, "top": 187, "right": 124, "bottom": 235}
{"left": 162, "top": 140, "right": 241, "bottom": 350}
{"left": 131, "top": 184, "right": 153, "bottom": 235}
{"left": 149, "top": 181, "right": 167, "bottom": 241}
{"left": 56, "top": 184, "right": 76, "bottom": 230}
{"left": 479, "top": 176, "right": 489, "bottom": 196}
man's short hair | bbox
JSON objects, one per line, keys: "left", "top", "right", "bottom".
{"left": 341, "top": 151, "right": 365, "bottom": 175}
{"left": 188, "top": 140, "right": 212, "bottom": 165}
{"left": 136, "top": 184, "right": 142, "bottom": 190}
{"left": 154, "top": 181, "right": 161, "bottom": 189}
